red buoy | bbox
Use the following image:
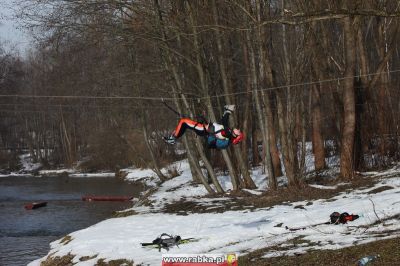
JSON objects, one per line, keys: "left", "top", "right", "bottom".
{"left": 25, "top": 202, "right": 48, "bottom": 210}
{"left": 82, "top": 196, "right": 133, "bottom": 202}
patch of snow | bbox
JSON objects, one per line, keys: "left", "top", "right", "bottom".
{"left": 39, "top": 169, "right": 115, "bottom": 178}
{"left": 0, "top": 173, "right": 34, "bottom": 177}
{"left": 123, "top": 167, "right": 157, "bottom": 182}
{"left": 242, "top": 189, "right": 264, "bottom": 195}
{"left": 28, "top": 163, "right": 400, "bottom": 266}
{"left": 69, "top": 173, "right": 115, "bottom": 178}
{"left": 309, "top": 184, "right": 338, "bottom": 190}
{"left": 19, "top": 153, "right": 42, "bottom": 172}
{"left": 121, "top": 161, "right": 189, "bottom": 187}
{"left": 39, "top": 169, "right": 75, "bottom": 175}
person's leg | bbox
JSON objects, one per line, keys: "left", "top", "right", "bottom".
{"left": 219, "top": 105, "right": 235, "bottom": 128}
{"left": 213, "top": 105, "right": 235, "bottom": 141}
{"left": 173, "top": 118, "right": 207, "bottom": 138}
{"left": 219, "top": 112, "right": 230, "bottom": 129}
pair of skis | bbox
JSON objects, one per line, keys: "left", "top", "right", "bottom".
{"left": 141, "top": 233, "right": 198, "bottom": 251}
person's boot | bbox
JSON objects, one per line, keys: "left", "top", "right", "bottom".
{"left": 224, "top": 104, "right": 235, "bottom": 114}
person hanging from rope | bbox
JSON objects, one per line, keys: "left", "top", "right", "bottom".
{"left": 164, "top": 105, "right": 244, "bottom": 149}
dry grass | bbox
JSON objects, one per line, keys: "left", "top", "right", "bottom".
{"left": 112, "top": 210, "right": 137, "bottom": 218}
{"left": 95, "top": 258, "right": 134, "bottom": 266}
{"left": 79, "top": 255, "right": 98, "bottom": 261}
{"left": 59, "top": 235, "right": 73, "bottom": 245}
{"left": 37, "top": 237, "right": 400, "bottom": 266}
{"left": 163, "top": 175, "right": 379, "bottom": 214}
{"left": 239, "top": 236, "right": 400, "bottom": 266}
{"left": 40, "top": 254, "right": 74, "bottom": 266}
{"left": 367, "top": 185, "right": 395, "bottom": 194}
{"left": 39, "top": 255, "right": 134, "bottom": 266}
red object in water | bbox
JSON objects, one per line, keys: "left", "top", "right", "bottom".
{"left": 82, "top": 196, "right": 133, "bottom": 202}
{"left": 25, "top": 202, "right": 48, "bottom": 210}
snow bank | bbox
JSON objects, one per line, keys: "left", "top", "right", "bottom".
{"left": 0, "top": 154, "right": 41, "bottom": 177}
{"left": 29, "top": 164, "right": 400, "bottom": 266}
{"left": 0, "top": 154, "right": 117, "bottom": 178}
{"left": 20, "top": 154, "right": 42, "bottom": 172}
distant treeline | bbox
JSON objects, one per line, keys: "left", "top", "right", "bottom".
{"left": 1, "top": 0, "right": 400, "bottom": 193}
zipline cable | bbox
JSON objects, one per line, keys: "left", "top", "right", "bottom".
{"left": 207, "top": 68, "right": 400, "bottom": 99}
{"left": 0, "top": 94, "right": 177, "bottom": 101}
{"left": 161, "top": 98, "right": 183, "bottom": 117}
{"left": 0, "top": 69, "right": 399, "bottom": 101}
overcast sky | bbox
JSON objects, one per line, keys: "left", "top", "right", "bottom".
{"left": 0, "top": 0, "right": 31, "bottom": 54}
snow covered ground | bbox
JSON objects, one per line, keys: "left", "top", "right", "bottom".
{"left": 0, "top": 153, "right": 116, "bottom": 178}
{"left": 29, "top": 161, "right": 400, "bottom": 266}
{"left": 0, "top": 154, "right": 42, "bottom": 177}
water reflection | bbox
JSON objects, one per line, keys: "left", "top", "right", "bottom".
{"left": 0, "top": 176, "right": 142, "bottom": 266}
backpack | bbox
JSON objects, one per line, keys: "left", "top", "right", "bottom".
{"left": 330, "top": 212, "right": 360, "bottom": 224}
{"left": 207, "top": 135, "right": 230, "bottom": 149}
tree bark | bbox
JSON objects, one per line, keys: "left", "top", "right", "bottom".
{"left": 186, "top": 1, "right": 240, "bottom": 191}
{"left": 211, "top": 0, "right": 256, "bottom": 189}
{"left": 275, "top": 0, "right": 300, "bottom": 188}
{"left": 309, "top": 21, "right": 326, "bottom": 171}
{"left": 154, "top": 0, "right": 216, "bottom": 194}
{"left": 264, "top": 98, "right": 283, "bottom": 177}
{"left": 244, "top": 22, "right": 276, "bottom": 190}
{"left": 340, "top": 16, "right": 356, "bottom": 179}
{"left": 311, "top": 83, "right": 326, "bottom": 171}
{"left": 141, "top": 109, "right": 168, "bottom": 182}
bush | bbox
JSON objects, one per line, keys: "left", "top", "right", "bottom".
{"left": 79, "top": 128, "right": 138, "bottom": 171}
{"left": 0, "top": 151, "right": 20, "bottom": 171}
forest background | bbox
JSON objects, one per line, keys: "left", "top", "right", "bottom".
{"left": 1, "top": 0, "right": 400, "bottom": 194}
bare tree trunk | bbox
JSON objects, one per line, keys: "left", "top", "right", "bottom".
{"left": 141, "top": 109, "right": 168, "bottom": 182}
{"left": 299, "top": 95, "right": 307, "bottom": 175}
{"left": 251, "top": 111, "right": 261, "bottom": 166}
{"left": 154, "top": 0, "right": 216, "bottom": 194}
{"left": 262, "top": 93, "right": 278, "bottom": 189}
{"left": 25, "top": 118, "right": 36, "bottom": 162}
{"left": 276, "top": 91, "right": 300, "bottom": 187}
{"left": 170, "top": 68, "right": 218, "bottom": 193}
{"left": 180, "top": 95, "right": 224, "bottom": 193}
{"left": 340, "top": 16, "right": 356, "bottom": 179}
{"left": 211, "top": 0, "right": 256, "bottom": 189}
{"left": 251, "top": 0, "right": 277, "bottom": 189}
{"left": 374, "top": 20, "right": 399, "bottom": 159}
{"left": 243, "top": 41, "right": 261, "bottom": 167}
{"left": 377, "top": 22, "right": 388, "bottom": 155}
{"left": 242, "top": 44, "right": 253, "bottom": 168}
{"left": 355, "top": 18, "right": 372, "bottom": 165}
{"left": 276, "top": 0, "right": 300, "bottom": 188}
{"left": 183, "top": 135, "right": 203, "bottom": 183}
{"left": 265, "top": 99, "right": 283, "bottom": 177}
{"left": 186, "top": 1, "right": 240, "bottom": 191}
{"left": 367, "top": 22, "right": 399, "bottom": 161}
{"left": 60, "top": 108, "right": 74, "bottom": 166}
{"left": 245, "top": 23, "right": 276, "bottom": 189}
{"left": 311, "top": 84, "right": 326, "bottom": 170}
{"left": 309, "top": 21, "right": 327, "bottom": 171}
{"left": 255, "top": 0, "right": 283, "bottom": 184}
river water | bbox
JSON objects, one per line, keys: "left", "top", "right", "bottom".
{"left": 0, "top": 176, "right": 143, "bottom": 266}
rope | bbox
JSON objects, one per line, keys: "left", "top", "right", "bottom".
{"left": 206, "top": 68, "right": 400, "bottom": 99}
{"left": 161, "top": 99, "right": 208, "bottom": 122}
{"left": 0, "top": 94, "right": 177, "bottom": 101}
{"left": 0, "top": 68, "right": 399, "bottom": 101}
{"left": 161, "top": 98, "right": 183, "bottom": 117}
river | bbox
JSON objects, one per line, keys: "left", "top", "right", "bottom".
{"left": 0, "top": 175, "right": 143, "bottom": 266}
